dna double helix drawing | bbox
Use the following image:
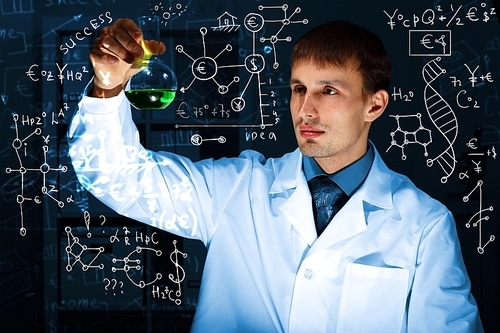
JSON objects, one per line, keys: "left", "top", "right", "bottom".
{"left": 422, "top": 57, "right": 458, "bottom": 183}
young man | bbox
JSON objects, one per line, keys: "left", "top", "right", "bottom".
{"left": 68, "top": 19, "right": 483, "bottom": 332}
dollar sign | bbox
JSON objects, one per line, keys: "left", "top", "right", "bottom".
{"left": 250, "top": 58, "right": 258, "bottom": 71}
{"left": 168, "top": 240, "right": 188, "bottom": 301}
{"left": 483, "top": 11, "right": 490, "bottom": 22}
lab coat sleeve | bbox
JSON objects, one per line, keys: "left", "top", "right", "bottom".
{"left": 67, "top": 91, "right": 242, "bottom": 244}
{"left": 407, "top": 210, "right": 483, "bottom": 332}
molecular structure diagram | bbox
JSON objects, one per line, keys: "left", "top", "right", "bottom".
{"left": 386, "top": 113, "right": 433, "bottom": 160}
{"left": 112, "top": 246, "right": 163, "bottom": 288}
{"left": 5, "top": 113, "right": 68, "bottom": 236}
{"left": 256, "top": 4, "right": 308, "bottom": 70}
{"left": 64, "top": 225, "right": 105, "bottom": 272}
{"left": 463, "top": 180, "right": 495, "bottom": 254}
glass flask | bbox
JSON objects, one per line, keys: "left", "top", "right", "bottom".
{"left": 123, "top": 15, "right": 177, "bottom": 110}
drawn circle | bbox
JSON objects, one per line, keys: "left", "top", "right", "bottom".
{"left": 20, "top": 227, "right": 27, "bottom": 236}
{"left": 231, "top": 97, "right": 246, "bottom": 112}
{"left": 244, "top": 13, "right": 265, "bottom": 33}
{"left": 11, "top": 138, "right": 23, "bottom": 150}
{"left": 218, "top": 136, "right": 226, "bottom": 144}
{"left": 192, "top": 57, "right": 217, "bottom": 81}
{"left": 218, "top": 85, "right": 229, "bottom": 94}
{"left": 191, "top": 134, "right": 203, "bottom": 146}
{"left": 244, "top": 54, "right": 265, "bottom": 74}
{"left": 40, "top": 163, "right": 50, "bottom": 174}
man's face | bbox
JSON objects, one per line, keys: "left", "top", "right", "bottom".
{"left": 290, "top": 62, "right": 374, "bottom": 173}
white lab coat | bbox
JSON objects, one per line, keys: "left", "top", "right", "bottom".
{"left": 68, "top": 91, "right": 483, "bottom": 333}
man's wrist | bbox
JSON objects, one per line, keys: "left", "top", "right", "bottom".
{"left": 91, "top": 83, "right": 123, "bottom": 98}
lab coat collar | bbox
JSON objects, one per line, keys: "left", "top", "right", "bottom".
{"left": 271, "top": 145, "right": 394, "bottom": 247}
{"left": 271, "top": 149, "right": 318, "bottom": 245}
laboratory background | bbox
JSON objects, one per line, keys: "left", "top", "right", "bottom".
{"left": 0, "top": 0, "right": 499, "bottom": 332}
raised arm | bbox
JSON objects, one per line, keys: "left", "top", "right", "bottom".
{"left": 89, "top": 18, "right": 165, "bottom": 98}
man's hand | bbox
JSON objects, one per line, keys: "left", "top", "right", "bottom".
{"left": 89, "top": 18, "right": 166, "bottom": 98}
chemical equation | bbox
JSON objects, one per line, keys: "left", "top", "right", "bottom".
{"left": 384, "top": 3, "right": 497, "bottom": 30}
{"left": 25, "top": 63, "right": 89, "bottom": 83}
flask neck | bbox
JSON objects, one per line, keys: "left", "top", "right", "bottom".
{"left": 138, "top": 15, "right": 160, "bottom": 41}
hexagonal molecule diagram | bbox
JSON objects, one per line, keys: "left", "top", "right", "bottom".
{"left": 386, "top": 113, "right": 432, "bottom": 160}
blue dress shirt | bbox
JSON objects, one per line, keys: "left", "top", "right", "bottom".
{"left": 303, "top": 143, "right": 375, "bottom": 197}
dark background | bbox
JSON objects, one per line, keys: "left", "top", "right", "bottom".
{"left": 0, "top": 0, "right": 499, "bottom": 332}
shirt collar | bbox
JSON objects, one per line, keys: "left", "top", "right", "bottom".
{"left": 303, "top": 143, "right": 375, "bottom": 196}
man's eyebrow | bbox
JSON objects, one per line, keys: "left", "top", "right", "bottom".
{"left": 316, "top": 79, "right": 349, "bottom": 88}
{"left": 289, "top": 78, "right": 349, "bottom": 88}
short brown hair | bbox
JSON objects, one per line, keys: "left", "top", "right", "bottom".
{"left": 291, "top": 20, "right": 391, "bottom": 96}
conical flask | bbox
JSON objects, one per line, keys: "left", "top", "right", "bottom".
{"left": 123, "top": 15, "right": 177, "bottom": 110}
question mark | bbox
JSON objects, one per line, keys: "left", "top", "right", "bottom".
{"left": 111, "top": 278, "right": 117, "bottom": 296}
{"left": 103, "top": 278, "right": 110, "bottom": 295}
{"left": 119, "top": 281, "right": 124, "bottom": 294}
{"left": 100, "top": 215, "right": 106, "bottom": 233}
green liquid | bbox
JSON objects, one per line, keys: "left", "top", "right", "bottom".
{"left": 125, "top": 89, "right": 176, "bottom": 110}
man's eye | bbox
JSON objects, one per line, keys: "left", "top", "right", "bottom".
{"left": 322, "top": 88, "right": 337, "bottom": 95}
{"left": 293, "top": 86, "right": 306, "bottom": 94}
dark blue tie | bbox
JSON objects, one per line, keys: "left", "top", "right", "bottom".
{"left": 308, "top": 176, "right": 344, "bottom": 235}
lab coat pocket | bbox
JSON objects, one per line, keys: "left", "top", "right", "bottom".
{"left": 337, "top": 262, "right": 409, "bottom": 333}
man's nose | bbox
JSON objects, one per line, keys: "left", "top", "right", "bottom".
{"left": 297, "top": 94, "right": 316, "bottom": 118}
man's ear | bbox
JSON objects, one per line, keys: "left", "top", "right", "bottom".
{"left": 366, "top": 89, "right": 389, "bottom": 123}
